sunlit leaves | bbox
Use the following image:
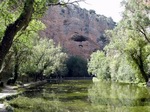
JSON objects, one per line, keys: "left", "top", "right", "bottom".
{"left": 88, "top": 51, "right": 110, "bottom": 80}
{"left": 0, "top": 0, "right": 21, "bottom": 40}
{"left": 20, "top": 39, "right": 68, "bottom": 76}
{"left": 122, "top": 0, "right": 150, "bottom": 42}
{"left": 89, "top": 0, "right": 150, "bottom": 83}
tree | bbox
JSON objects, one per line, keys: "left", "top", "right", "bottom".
{"left": 0, "top": 0, "right": 46, "bottom": 82}
{"left": 0, "top": 0, "right": 84, "bottom": 76}
{"left": 10, "top": 20, "right": 45, "bottom": 84}
{"left": 19, "top": 38, "right": 68, "bottom": 81}
{"left": 120, "top": 0, "right": 150, "bottom": 82}
{"left": 88, "top": 51, "right": 110, "bottom": 80}
{"left": 0, "top": 0, "right": 35, "bottom": 71}
{"left": 88, "top": 0, "right": 150, "bottom": 84}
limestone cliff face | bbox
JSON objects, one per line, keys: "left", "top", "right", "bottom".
{"left": 40, "top": 5, "right": 116, "bottom": 58}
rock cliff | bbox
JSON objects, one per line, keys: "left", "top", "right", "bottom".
{"left": 40, "top": 5, "right": 116, "bottom": 58}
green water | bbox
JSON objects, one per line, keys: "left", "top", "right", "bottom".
{"left": 8, "top": 80, "right": 150, "bottom": 112}
{"left": 89, "top": 81, "right": 150, "bottom": 112}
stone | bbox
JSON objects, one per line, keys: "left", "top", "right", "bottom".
{"left": 40, "top": 5, "right": 116, "bottom": 59}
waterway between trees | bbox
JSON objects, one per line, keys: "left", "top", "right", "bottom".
{"left": 6, "top": 80, "right": 150, "bottom": 112}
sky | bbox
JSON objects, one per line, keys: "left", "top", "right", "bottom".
{"left": 78, "top": 0, "right": 124, "bottom": 22}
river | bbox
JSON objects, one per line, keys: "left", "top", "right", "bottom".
{"left": 8, "top": 80, "right": 150, "bottom": 112}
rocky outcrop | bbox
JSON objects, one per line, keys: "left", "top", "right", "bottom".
{"left": 40, "top": 5, "right": 116, "bottom": 58}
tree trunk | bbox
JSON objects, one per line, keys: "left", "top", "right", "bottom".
{"left": 138, "top": 53, "right": 148, "bottom": 82}
{"left": 35, "top": 63, "right": 49, "bottom": 81}
{"left": 0, "top": 0, "right": 34, "bottom": 73}
{"left": 130, "top": 48, "right": 148, "bottom": 82}
{"left": 13, "top": 51, "right": 19, "bottom": 84}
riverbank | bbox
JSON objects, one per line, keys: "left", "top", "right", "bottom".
{"left": 0, "top": 78, "right": 92, "bottom": 111}
{"left": 7, "top": 80, "right": 93, "bottom": 112}
{"left": 0, "top": 80, "right": 47, "bottom": 112}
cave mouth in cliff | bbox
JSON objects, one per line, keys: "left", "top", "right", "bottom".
{"left": 71, "top": 34, "right": 88, "bottom": 42}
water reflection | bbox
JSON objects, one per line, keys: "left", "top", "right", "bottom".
{"left": 19, "top": 80, "right": 150, "bottom": 112}
{"left": 88, "top": 81, "right": 150, "bottom": 111}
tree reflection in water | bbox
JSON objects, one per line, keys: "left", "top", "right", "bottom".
{"left": 88, "top": 81, "right": 150, "bottom": 112}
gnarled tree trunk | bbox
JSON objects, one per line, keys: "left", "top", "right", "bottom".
{"left": 130, "top": 47, "right": 148, "bottom": 82}
{"left": 0, "top": 0, "right": 34, "bottom": 74}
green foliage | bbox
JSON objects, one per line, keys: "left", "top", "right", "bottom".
{"left": 109, "top": 55, "right": 137, "bottom": 82}
{"left": 88, "top": 51, "right": 110, "bottom": 80}
{"left": 66, "top": 56, "right": 89, "bottom": 77}
{"left": 20, "top": 38, "right": 68, "bottom": 77}
{"left": 0, "top": 0, "right": 67, "bottom": 80}
{"left": 88, "top": 51, "right": 136, "bottom": 82}
{"left": 88, "top": 0, "right": 150, "bottom": 83}
{"left": 13, "top": 19, "right": 45, "bottom": 50}
{"left": 0, "top": 19, "right": 46, "bottom": 79}
{"left": 0, "top": 0, "right": 58, "bottom": 40}
{"left": 0, "top": 0, "right": 21, "bottom": 40}
{"left": 122, "top": 0, "right": 150, "bottom": 32}
{"left": 9, "top": 96, "right": 66, "bottom": 112}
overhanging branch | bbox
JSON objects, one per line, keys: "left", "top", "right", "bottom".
{"left": 137, "top": 24, "right": 150, "bottom": 43}
{"left": 0, "top": 0, "right": 34, "bottom": 71}
{"left": 47, "top": 0, "right": 86, "bottom": 6}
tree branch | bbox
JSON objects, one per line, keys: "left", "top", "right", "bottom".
{"left": 137, "top": 24, "right": 150, "bottom": 43}
{"left": 47, "top": 0, "right": 85, "bottom": 6}
{"left": 0, "top": 0, "right": 34, "bottom": 71}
